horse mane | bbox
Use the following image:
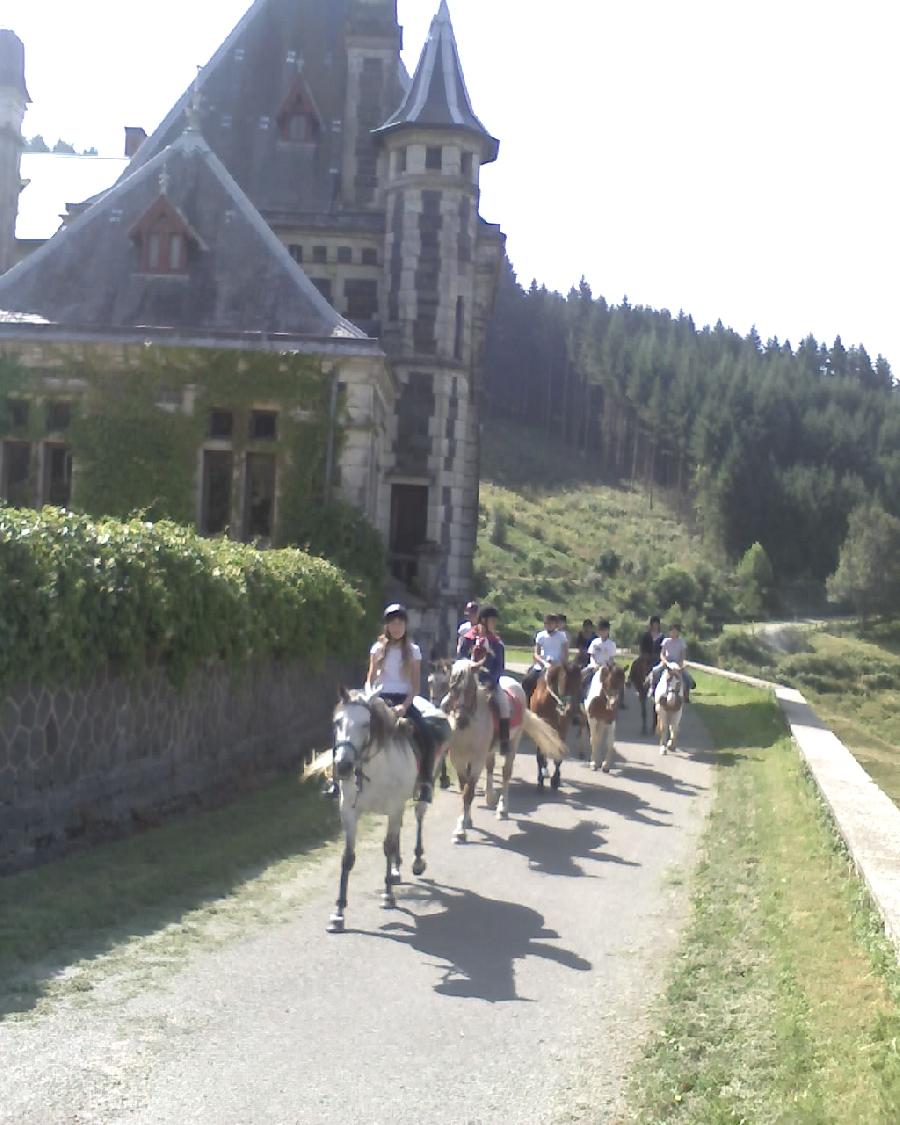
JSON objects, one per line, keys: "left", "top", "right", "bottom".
{"left": 340, "top": 689, "right": 398, "bottom": 744}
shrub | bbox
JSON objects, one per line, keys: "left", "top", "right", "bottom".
{"left": 489, "top": 505, "right": 509, "bottom": 548}
{"left": 717, "top": 631, "right": 777, "bottom": 671}
{"left": 653, "top": 564, "right": 701, "bottom": 611}
{"left": 0, "top": 508, "right": 366, "bottom": 689}
{"left": 596, "top": 548, "right": 621, "bottom": 577}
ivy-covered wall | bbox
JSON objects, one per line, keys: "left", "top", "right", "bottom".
{"left": 0, "top": 343, "right": 385, "bottom": 606}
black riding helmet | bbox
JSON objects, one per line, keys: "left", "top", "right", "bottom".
{"left": 383, "top": 603, "right": 408, "bottom": 622}
{"left": 477, "top": 605, "right": 500, "bottom": 624}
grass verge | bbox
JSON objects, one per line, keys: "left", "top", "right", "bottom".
{"left": 0, "top": 773, "right": 347, "bottom": 1021}
{"left": 626, "top": 674, "right": 900, "bottom": 1123}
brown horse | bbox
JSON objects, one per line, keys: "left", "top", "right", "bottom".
{"left": 628, "top": 653, "right": 654, "bottom": 735}
{"left": 529, "top": 661, "right": 583, "bottom": 789}
{"left": 587, "top": 664, "right": 627, "bottom": 771}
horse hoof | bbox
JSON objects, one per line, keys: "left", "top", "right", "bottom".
{"left": 589, "top": 761, "right": 598, "bottom": 771}
{"left": 660, "top": 747, "right": 667, "bottom": 756}
{"left": 412, "top": 858, "right": 427, "bottom": 877}
{"left": 463, "top": 815, "right": 473, "bottom": 830}
{"left": 381, "top": 893, "right": 397, "bottom": 909}
{"left": 601, "top": 763, "right": 610, "bottom": 773}
{"left": 453, "top": 831, "right": 467, "bottom": 844}
{"left": 327, "top": 914, "right": 345, "bottom": 934}
{"left": 497, "top": 808, "right": 509, "bottom": 821}
{"left": 485, "top": 794, "right": 499, "bottom": 810}
{"left": 439, "top": 776, "right": 452, "bottom": 790}
{"left": 550, "top": 775, "right": 561, "bottom": 790}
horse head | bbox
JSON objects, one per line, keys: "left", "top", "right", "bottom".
{"left": 427, "top": 659, "right": 452, "bottom": 707}
{"left": 446, "top": 659, "right": 479, "bottom": 730}
{"left": 548, "top": 661, "right": 583, "bottom": 722}
{"left": 332, "top": 689, "right": 396, "bottom": 779}
{"left": 662, "top": 665, "right": 684, "bottom": 709}
{"left": 600, "top": 663, "right": 626, "bottom": 707}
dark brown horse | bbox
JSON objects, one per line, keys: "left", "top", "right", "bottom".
{"left": 628, "top": 653, "right": 654, "bottom": 735}
{"left": 528, "top": 661, "right": 583, "bottom": 789}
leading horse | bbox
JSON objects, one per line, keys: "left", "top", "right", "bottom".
{"left": 586, "top": 663, "right": 627, "bottom": 771}
{"left": 319, "top": 689, "right": 445, "bottom": 933}
{"left": 528, "top": 661, "right": 584, "bottom": 789}
{"left": 655, "top": 665, "right": 686, "bottom": 755}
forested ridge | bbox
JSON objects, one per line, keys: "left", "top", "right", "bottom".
{"left": 483, "top": 260, "right": 898, "bottom": 589}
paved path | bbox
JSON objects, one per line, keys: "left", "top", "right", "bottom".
{"left": 1, "top": 701, "right": 713, "bottom": 1125}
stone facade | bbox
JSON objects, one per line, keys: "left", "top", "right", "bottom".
{"left": 0, "top": 2, "right": 505, "bottom": 654}
{"left": 0, "top": 657, "right": 355, "bottom": 875}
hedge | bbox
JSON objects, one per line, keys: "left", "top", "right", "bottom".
{"left": 0, "top": 508, "right": 367, "bottom": 688}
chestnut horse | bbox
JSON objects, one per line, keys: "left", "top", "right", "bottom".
{"left": 529, "top": 661, "right": 584, "bottom": 789}
{"left": 586, "top": 663, "right": 627, "bottom": 771}
{"left": 628, "top": 653, "right": 655, "bottom": 735}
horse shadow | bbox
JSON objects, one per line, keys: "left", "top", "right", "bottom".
{"left": 473, "top": 817, "right": 639, "bottom": 878}
{"left": 503, "top": 776, "right": 671, "bottom": 829}
{"left": 369, "top": 879, "right": 592, "bottom": 1003}
{"left": 615, "top": 764, "right": 708, "bottom": 798}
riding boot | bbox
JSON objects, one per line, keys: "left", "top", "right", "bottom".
{"left": 322, "top": 748, "right": 339, "bottom": 799}
{"left": 498, "top": 717, "right": 511, "bottom": 757}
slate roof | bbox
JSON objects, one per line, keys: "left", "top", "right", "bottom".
{"left": 119, "top": 0, "right": 405, "bottom": 221}
{"left": 0, "top": 128, "right": 370, "bottom": 344}
{"left": 17, "top": 154, "right": 129, "bottom": 241}
{"left": 0, "top": 30, "right": 29, "bottom": 101}
{"left": 374, "top": 1, "right": 498, "bottom": 162}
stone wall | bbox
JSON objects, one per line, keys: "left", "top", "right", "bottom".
{"left": 0, "top": 658, "right": 355, "bottom": 874}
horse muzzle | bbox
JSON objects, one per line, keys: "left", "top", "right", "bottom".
{"left": 334, "top": 750, "right": 355, "bottom": 780}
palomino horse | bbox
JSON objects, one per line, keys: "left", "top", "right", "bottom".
{"left": 320, "top": 689, "right": 445, "bottom": 933}
{"left": 628, "top": 653, "right": 655, "bottom": 735}
{"left": 655, "top": 665, "right": 686, "bottom": 755}
{"left": 529, "top": 661, "right": 584, "bottom": 789}
{"left": 444, "top": 660, "right": 566, "bottom": 839}
{"left": 586, "top": 663, "right": 627, "bottom": 772}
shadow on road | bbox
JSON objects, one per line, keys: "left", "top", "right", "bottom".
{"left": 505, "top": 775, "right": 671, "bottom": 829}
{"left": 474, "top": 818, "right": 640, "bottom": 878}
{"left": 368, "top": 879, "right": 592, "bottom": 1002}
{"left": 616, "top": 764, "right": 707, "bottom": 798}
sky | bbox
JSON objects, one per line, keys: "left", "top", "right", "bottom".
{"left": 4, "top": 0, "right": 899, "bottom": 365}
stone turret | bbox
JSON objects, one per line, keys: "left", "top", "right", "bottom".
{"left": 0, "top": 30, "right": 29, "bottom": 275}
{"left": 374, "top": 0, "right": 500, "bottom": 643}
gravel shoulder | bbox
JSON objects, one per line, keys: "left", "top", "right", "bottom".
{"left": 1, "top": 700, "right": 714, "bottom": 1125}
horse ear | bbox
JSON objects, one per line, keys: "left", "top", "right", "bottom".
{"left": 339, "top": 685, "right": 351, "bottom": 704}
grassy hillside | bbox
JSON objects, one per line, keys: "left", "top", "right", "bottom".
{"left": 475, "top": 421, "right": 730, "bottom": 645}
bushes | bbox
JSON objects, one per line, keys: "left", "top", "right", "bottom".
{"left": 0, "top": 508, "right": 366, "bottom": 688}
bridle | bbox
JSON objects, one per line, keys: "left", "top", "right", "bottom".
{"left": 446, "top": 664, "right": 478, "bottom": 729}
{"left": 333, "top": 699, "right": 383, "bottom": 793}
{"left": 545, "top": 665, "right": 579, "bottom": 718}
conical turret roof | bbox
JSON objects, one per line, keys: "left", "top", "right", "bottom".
{"left": 375, "top": 1, "right": 498, "bottom": 162}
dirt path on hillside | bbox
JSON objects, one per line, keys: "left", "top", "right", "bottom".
{"left": 0, "top": 701, "right": 714, "bottom": 1125}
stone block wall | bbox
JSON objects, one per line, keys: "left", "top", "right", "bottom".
{"left": 0, "top": 658, "right": 355, "bottom": 874}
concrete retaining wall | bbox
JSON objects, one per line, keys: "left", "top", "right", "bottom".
{"left": 0, "top": 658, "right": 354, "bottom": 874}
{"left": 690, "top": 661, "right": 900, "bottom": 958}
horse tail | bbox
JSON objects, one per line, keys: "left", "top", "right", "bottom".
{"left": 521, "top": 710, "right": 568, "bottom": 760}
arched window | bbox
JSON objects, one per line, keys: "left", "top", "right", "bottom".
{"left": 130, "top": 195, "right": 203, "bottom": 276}
{"left": 276, "top": 77, "right": 322, "bottom": 144}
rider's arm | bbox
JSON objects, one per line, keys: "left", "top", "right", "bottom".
{"left": 365, "top": 653, "right": 379, "bottom": 689}
{"left": 532, "top": 640, "right": 544, "bottom": 667}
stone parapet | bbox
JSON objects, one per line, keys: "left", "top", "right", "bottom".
{"left": 0, "top": 658, "right": 356, "bottom": 875}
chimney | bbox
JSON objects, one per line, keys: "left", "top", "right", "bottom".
{"left": 124, "top": 126, "right": 147, "bottom": 158}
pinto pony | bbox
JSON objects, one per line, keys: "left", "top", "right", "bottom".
{"left": 587, "top": 663, "right": 627, "bottom": 772}
{"left": 529, "top": 660, "right": 584, "bottom": 789}
{"left": 443, "top": 660, "right": 566, "bottom": 837}
{"left": 655, "top": 664, "right": 686, "bottom": 755}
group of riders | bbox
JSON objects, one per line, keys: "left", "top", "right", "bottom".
{"left": 324, "top": 600, "right": 693, "bottom": 805}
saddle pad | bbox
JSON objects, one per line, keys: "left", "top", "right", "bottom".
{"left": 491, "top": 679, "right": 525, "bottom": 735}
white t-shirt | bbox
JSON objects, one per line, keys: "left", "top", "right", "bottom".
{"left": 534, "top": 629, "right": 567, "bottom": 666}
{"left": 588, "top": 636, "right": 617, "bottom": 667}
{"left": 661, "top": 635, "right": 686, "bottom": 665}
{"left": 458, "top": 620, "right": 474, "bottom": 637}
{"left": 370, "top": 640, "right": 422, "bottom": 695}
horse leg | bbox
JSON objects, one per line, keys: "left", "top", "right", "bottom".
{"left": 383, "top": 811, "right": 403, "bottom": 907}
{"left": 485, "top": 749, "right": 499, "bottom": 809}
{"left": 602, "top": 721, "right": 616, "bottom": 772}
{"left": 589, "top": 717, "right": 600, "bottom": 770}
{"left": 328, "top": 821, "right": 357, "bottom": 933}
{"left": 454, "top": 765, "right": 474, "bottom": 843}
{"left": 639, "top": 692, "right": 647, "bottom": 736}
{"left": 412, "top": 801, "right": 427, "bottom": 877}
{"left": 536, "top": 749, "right": 546, "bottom": 788}
{"left": 498, "top": 747, "right": 514, "bottom": 820}
{"left": 550, "top": 760, "right": 562, "bottom": 790}
{"left": 439, "top": 755, "right": 452, "bottom": 790}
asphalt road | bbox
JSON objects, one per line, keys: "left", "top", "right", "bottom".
{"left": 1, "top": 698, "right": 713, "bottom": 1125}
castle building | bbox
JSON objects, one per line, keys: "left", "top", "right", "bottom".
{"left": 0, "top": 1, "right": 504, "bottom": 654}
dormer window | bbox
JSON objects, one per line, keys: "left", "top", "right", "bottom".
{"left": 130, "top": 194, "right": 204, "bottom": 276}
{"left": 276, "top": 76, "right": 322, "bottom": 144}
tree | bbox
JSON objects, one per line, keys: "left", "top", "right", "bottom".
{"left": 52, "top": 139, "right": 76, "bottom": 154}
{"left": 24, "top": 134, "right": 49, "bottom": 152}
{"left": 827, "top": 504, "right": 900, "bottom": 617}
{"left": 735, "top": 542, "right": 775, "bottom": 618}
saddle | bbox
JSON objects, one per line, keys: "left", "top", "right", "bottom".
{"left": 489, "top": 685, "right": 524, "bottom": 739}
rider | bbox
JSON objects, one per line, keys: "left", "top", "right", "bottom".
{"left": 584, "top": 618, "right": 617, "bottom": 698}
{"left": 367, "top": 604, "right": 437, "bottom": 802}
{"left": 456, "top": 600, "right": 479, "bottom": 654}
{"left": 650, "top": 621, "right": 693, "bottom": 701}
{"left": 640, "top": 615, "right": 664, "bottom": 665}
{"left": 574, "top": 619, "right": 597, "bottom": 666}
{"left": 522, "top": 613, "right": 569, "bottom": 703}
{"left": 459, "top": 605, "right": 512, "bottom": 756}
